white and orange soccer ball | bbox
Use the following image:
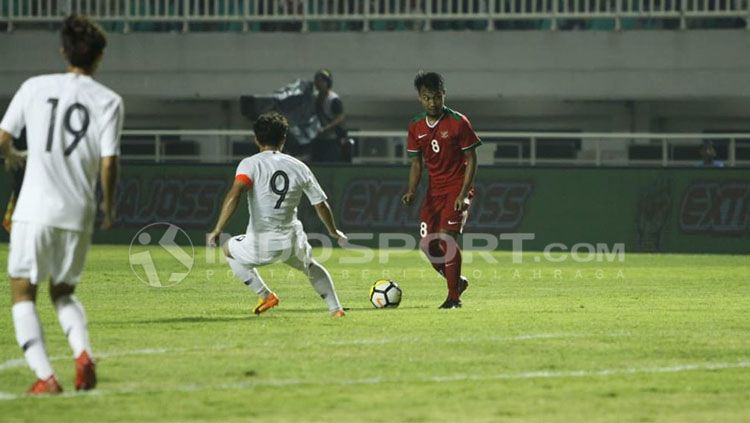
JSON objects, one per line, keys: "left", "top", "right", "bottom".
{"left": 369, "top": 279, "right": 402, "bottom": 308}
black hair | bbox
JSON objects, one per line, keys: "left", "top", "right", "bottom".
{"left": 314, "top": 69, "right": 333, "bottom": 89}
{"left": 414, "top": 71, "right": 445, "bottom": 93}
{"left": 253, "top": 112, "right": 289, "bottom": 147}
{"left": 61, "top": 15, "right": 107, "bottom": 71}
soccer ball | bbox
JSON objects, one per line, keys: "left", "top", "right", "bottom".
{"left": 369, "top": 279, "right": 402, "bottom": 308}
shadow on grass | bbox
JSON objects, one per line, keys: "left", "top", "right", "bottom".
{"left": 101, "top": 315, "right": 251, "bottom": 325}
{"left": 100, "top": 305, "right": 431, "bottom": 324}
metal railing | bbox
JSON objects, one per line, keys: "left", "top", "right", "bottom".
{"left": 119, "top": 129, "right": 750, "bottom": 167}
{"left": 1, "top": 0, "right": 747, "bottom": 31}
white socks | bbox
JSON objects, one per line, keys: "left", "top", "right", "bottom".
{"left": 54, "top": 295, "right": 91, "bottom": 358}
{"left": 13, "top": 296, "right": 93, "bottom": 380}
{"left": 288, "top": 259, "right": 342, "bottom": 313}
{"left": 12, "top": 301, "right": 54, "bottom": 380}
{"left": 227, "top": 255, "right": 341, "bottom": 312}
{"left": 227, "top": 257, "right": 271, "bottom": 299}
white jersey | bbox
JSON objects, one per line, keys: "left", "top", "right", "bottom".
{"left": 235, "top": 150, "right": 327, "bottom": 249}
{"left": 0, "top": 73, "right": 123, "bottom": 232}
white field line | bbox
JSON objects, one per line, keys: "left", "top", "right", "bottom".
{"left": 329, "top": 332, "right": 629, "bottom": 346}
{"left": 0, "top": 360, "right": 748, "bottom": 401}
{"left": 0, "top": 346, "right": 231, "bottom": 373}
{"left": 0, "top": 332, "right": 596, "bottom": 371}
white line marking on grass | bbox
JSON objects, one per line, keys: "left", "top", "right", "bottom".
{"left": 0, "top": 392, "right": 18, "bottom": 400}
{"left": 330, "top": 332, "right": 625, "bottom": 346}
{"left": 0, "top": 359, "right": 26, "bottom": 372}
{"left": 0, "top": 346, "right": 230, "bottom": 373}
{"left": 0, "top": 333, "right": 626, "bottom": 373}
{"left": 428, "top": 361, "right": 750, "bottom": 382}
{"left": 2, "top": 360, "right": 747, "bottom": 401}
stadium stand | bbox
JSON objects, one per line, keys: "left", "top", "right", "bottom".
{"left": 0, "top": 0, "right": 746, "bottom": 32}
{"left": 1, "top": 1, "right": 749, "bottom": 166}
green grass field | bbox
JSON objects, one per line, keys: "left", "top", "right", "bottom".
{"left": 0, "top": 244, "right": 749, "bottom": 422}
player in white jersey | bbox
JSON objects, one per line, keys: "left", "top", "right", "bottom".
{"left": 0, "top": 15, "right": 121, "bottom": 395}
{"left": 208, "top": 112, "right": 347, "bottom": 317}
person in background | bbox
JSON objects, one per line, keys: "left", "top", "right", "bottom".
{"left": 312, "top": 69, "right": 346, "bottom": 163}
{"left": 696, "top": 141, "right": 724, "bottom": 168}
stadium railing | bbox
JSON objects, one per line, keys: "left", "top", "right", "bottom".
{"left": 119, "top": 129, "right": 750, "bottom": 167}
{"left": 1, "top": 0, "right": 747, "bottom": 32}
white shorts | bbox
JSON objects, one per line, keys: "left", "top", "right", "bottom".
{"left": 8, "top": 221, "right": 91, "bottom": 285}
{"left": 227, "top": 224, "right": 312, "bottom": 269}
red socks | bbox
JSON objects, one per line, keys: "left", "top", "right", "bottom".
{"left": 420, "top": 237, "right": 446, "bottom": 276}
{"left": 420, "top": 236, "right": 462, "bottom": 301}
{"left": 440, "top": 238, "right": 462, "bottom": 301}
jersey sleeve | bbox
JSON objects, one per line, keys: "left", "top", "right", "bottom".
{"left": 0, "top": 80, "right": 29, "bottom": 138}
{"left": 234, "top": 158, "right": 254, "bottom": 189}
{"left": 99, "top": 97, "right": 124, "bottom": 157}
{"left": 406, "top": 123, "right": 421, "bottom": 158}
{"left": 458, "top": 116, "right": 482, "bottom": 152}
{"left": 330, "top": 97, "right": 344, "bottom": 115}
{"left": 303, "top": 167, "right": 327, "bottom": 206}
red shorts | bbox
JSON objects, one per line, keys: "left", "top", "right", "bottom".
{"left": 419, "top": 187, "right": 474, "bottom": 237}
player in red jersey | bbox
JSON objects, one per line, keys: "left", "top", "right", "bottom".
{"left": 401, "top": 71, "right": 481, "bottom": 309}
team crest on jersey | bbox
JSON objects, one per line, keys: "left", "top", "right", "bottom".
{"left": 441, "top": 130, "right": 450, "bottom": 139}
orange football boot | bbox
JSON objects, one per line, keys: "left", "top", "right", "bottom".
{"left": 253, "top": 292, "right": 279, "bottom": 315}
{"left": 75, "top": 351, "right": 97, "bottom": 391}
{"left": 27, "top": 375, "right": 62, "bottom": 395}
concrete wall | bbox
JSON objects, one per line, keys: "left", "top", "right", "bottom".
{"left": 2, "top": 29, "right": 750, "bottom": 145}
{"left": 2, "top": 30, "right": 750, "bottom": 101}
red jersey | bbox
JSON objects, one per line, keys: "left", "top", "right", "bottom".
{"left": 406, "top": 107, "right": 481, "bottom": 195}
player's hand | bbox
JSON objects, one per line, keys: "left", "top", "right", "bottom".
{"left": 401, "top": 192, "right": 416, "bottom": 207}
{"left": 100, "top": 211, "right": 115, "bottom": 230}
{"left": 454, "top": 194, "right": 469, "bottom": 212}
{"left": 329, "top": 229, "right": 348, "bottom": 246}
{"left": 207, "top": 230, "right": 221, "bottom": 248}
{"left": 4, "top": 150, "right": 26, "bottom": 172}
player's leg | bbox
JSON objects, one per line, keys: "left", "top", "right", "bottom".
{"left": 10, "top": 278, "right": 62, "bottom": 394}
{"left": 50, "top": 283, "right": 96, "bottom": 390}
{"left": 223, "top": 237, "right": 278, "bottom": 315}
{"left": 437, "top": 189, "right": 474, "bottom": 308}
{"left": 50, "top": 228, "right": 95, "bottom": 390}
{"left": 8, "top": 222, "right": 61, "bottom": 394}
{"left": 419, "top": 235, "right": 445, "bottom": 276}
{"left": 241, "top": 268, "right": 279, "bottom": 315}
{"left": 286, "top": 257, "right": 344, "bottom": 315}
{"left": 418, "top": 193, "right": 445, "bottom": 276}
{"left": 284, "top": 231, "right": 344, "bottom": 315}
{"left": 437, "top": 230, "right": 463, "bottom": 307}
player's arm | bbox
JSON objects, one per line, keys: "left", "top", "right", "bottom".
{"left": 402, "top": 123, "right": 422, "bottom": 206}
{"left": 0, "top": 130, "right": 26, "bottom": 172}
{"left": 99, "top": 156, "right": 118, "bottom": 230}
{"left": 320, "top": 98, "right": 345, "bottom": 134}
{"left": 401, "top": 155, "right": 422, "bottom": 207}
{"left": 302, "top": 166, "right": 346, "bottom": 243}
{"left": 0, "top": 81, "right": 29, "bottom": 172}
{"left": 454, "top": 148, "right": 477, "bottom": 212}
{"left": 320, "top": 114, "right": 345, "bottom": 134}
{"left": 98, "top": 97, "right": 124, "bottom": 230}
{"left": 313, "top": 200, "right": 347, "bottom": 244}
{"left": 208, "top": 180, "right": 248, "bottom": 247}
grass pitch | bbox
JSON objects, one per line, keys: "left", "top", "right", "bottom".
{"left": 0, "top": 244, "right": 748, "bottom": 422}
